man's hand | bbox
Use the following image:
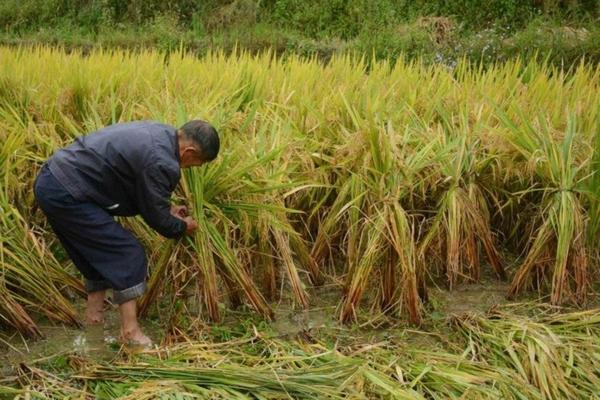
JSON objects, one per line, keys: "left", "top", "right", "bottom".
{"left": 170, "top": 205, "right": 188, "bottom": 218}
{"left": 170, "top": 205, "right": 196, "bottom": 235}
{"left": 183, "top": 216, "right": 198, "bottom": 235}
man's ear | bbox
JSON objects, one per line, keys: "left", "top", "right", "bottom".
{"left": 182, "top": 146, "right": 198, "bottom": 159}
{"left": 182, "top": 145, "right": 204, "bottom": 165}
{"left": 191, "top": 146, "right": 204, "bottom": 160}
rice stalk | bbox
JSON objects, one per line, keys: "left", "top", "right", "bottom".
{"left": 336, "top": 114, "right": 429, "bottom": 324}
{"left": 0, "top": 107, "right": 82, "bottom": 334}
{"left": 451, "top": 308, "right": 600, "bottom": 399}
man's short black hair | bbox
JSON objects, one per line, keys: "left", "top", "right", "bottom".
{"left": 179, "top": 120, "right": 220, "bottom": 161}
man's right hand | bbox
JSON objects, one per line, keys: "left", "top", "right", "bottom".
{"left": 183, "top": 216, "right": 198, "bottom": 235}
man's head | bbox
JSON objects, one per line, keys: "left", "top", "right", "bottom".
{"left": 177, "top": 120, "right": 220, "bottom": 168}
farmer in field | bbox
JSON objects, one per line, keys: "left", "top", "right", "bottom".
{"left": 33, "top": 120, "right": 219, "bottom": 346}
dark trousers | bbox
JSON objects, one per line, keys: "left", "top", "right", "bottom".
{"left": 34, "top": 164, "right": 147, "bottom": 304}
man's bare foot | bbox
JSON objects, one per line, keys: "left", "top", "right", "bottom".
{"left": 118, "top": 298, "right": 151, "bottom": 347}
{"left": 85, "top": 309, "right": 105, "bottom": 325}
{"left": 85, "top": 290, "right": 106, "bottom": 325}
{"left": 120, "top": 327, "right": 152, "bottom": 347}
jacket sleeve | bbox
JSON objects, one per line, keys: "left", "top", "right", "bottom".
{"left": 135, "top": 162, "right": 186, "bottom": 239}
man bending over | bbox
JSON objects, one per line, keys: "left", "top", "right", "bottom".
{"left": 34, "top": 120, "right": 219, "bottom": 346}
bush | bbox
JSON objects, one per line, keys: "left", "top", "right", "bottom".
{"left": 417, "top": 0, "right": 538, "bottom": 30}
{"left": 266, "top": 0, "right": 400, "bottom": 39}
{"left": 0, "top": 0, "right": 595, "bottom": 35}
{"left": 357, "top": 23, "right": 435, "bottom": 60}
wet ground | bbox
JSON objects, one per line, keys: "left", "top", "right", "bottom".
{"left": 0, "top": 277, "right": 513, "bottom": 375}
{"left": 0, "top": 306, "right": 125, "bottom": 376}
{"left": 431, "top": 279, "right": 510, "bottom": 314}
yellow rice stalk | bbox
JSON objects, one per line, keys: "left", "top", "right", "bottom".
{"left": 272, "top": 228, "right": 309, "bottom": 308}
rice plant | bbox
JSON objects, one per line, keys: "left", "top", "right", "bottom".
{"left": 0, "top": 104, "right": 82, "bottom": 336}
{"left": 588, "top": 115, "right": 600, "bottom": 263}
{"left": 419, "top": 111, "right": 505, "bottom": 287}
{"left": 310, "top": 108, "right": 431, "bottom": 324}
{"left": 0, "top": 45, "right": 598, "bottom": 332}
{"left": 498, "top": 111, "right": 593, "bottom": 304}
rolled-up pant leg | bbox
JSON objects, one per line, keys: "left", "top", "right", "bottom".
{"left": 34, "top": 165, "right": 147, "bottom": 304}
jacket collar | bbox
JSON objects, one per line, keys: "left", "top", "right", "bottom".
{"left": 172, "top": 128, "right": 181, "bottom": 165}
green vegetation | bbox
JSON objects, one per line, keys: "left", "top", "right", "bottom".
{"left": 0, "top": 0, "right": 598, "bottom": 66}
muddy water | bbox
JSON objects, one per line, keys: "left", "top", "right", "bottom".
{"left": 0, "top": 324, "right": 113, "bottom": 373}
{"left": 433, "top": 280, "right": 510, "bottom": 315}
{"left": 0, "top": 304, "right": 162, "bottom": 376}
{"left": 271, "top": 285, "right": 339, "bottom": 336}
{"left": 271, "top": 305, "right": 335, "bottom": 336}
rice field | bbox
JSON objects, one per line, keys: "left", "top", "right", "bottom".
{"left": 0, "top": 46, "right": 599, "bottom": 398}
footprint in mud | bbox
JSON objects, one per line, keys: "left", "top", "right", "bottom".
{"left": 435, "top": 280, "right": 510, "bottom": 315}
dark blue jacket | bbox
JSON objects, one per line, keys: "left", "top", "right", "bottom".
{"left": 47, "top": 121, "right": 186, "bottom": 238}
